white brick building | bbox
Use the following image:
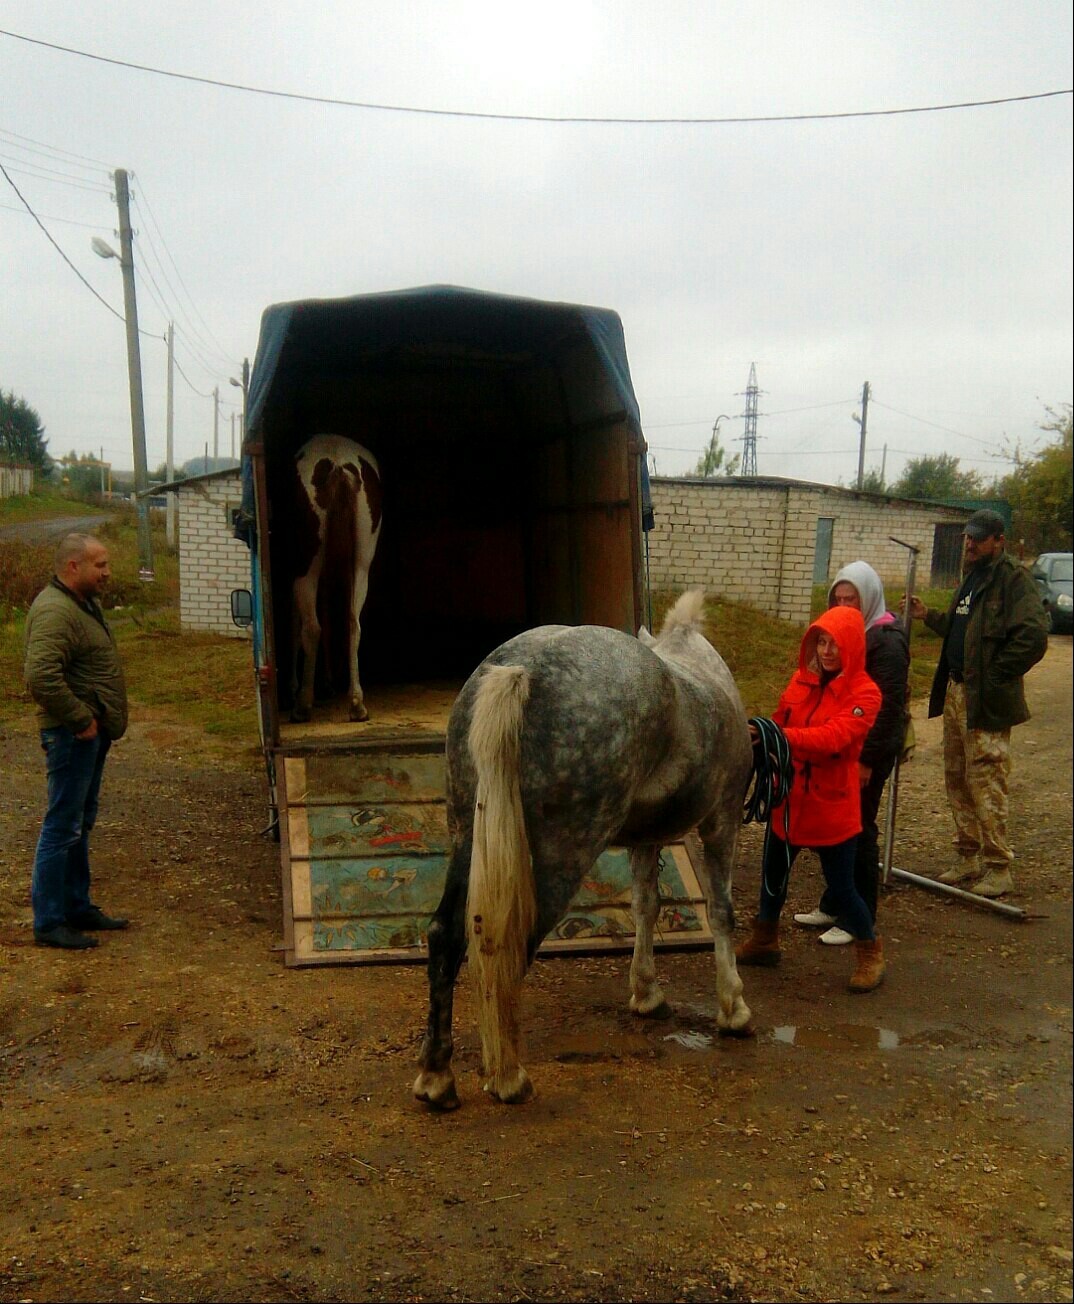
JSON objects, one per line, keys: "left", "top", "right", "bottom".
{"left": 170, "top": 467, "right": 986, "bottom": 636}
{"left": 647, "top": 476, "right": 979, "bottom": 624}
{"left": 170, "top": 469, "right": 252, "bottom": 638}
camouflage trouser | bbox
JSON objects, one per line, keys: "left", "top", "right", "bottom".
{"left": 942, "top": 679, "right": 1013, "bottom": 872}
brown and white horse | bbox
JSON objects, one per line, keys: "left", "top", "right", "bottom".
{"left": 289, "top": 434, "right": 382, "bottom": 723}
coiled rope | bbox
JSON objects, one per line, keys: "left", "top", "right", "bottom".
{"left": 743, "top": 716, "right": 796, "bottom": 900}
{"left": 742, "top": 717, "right": 794, "bottom": 826}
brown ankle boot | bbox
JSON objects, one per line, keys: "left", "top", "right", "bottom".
{"left": 736, "top": 917, "right": 781, "bottom": 967}
{"left": 848, "top": 936, "right": 885, "bottom": 992}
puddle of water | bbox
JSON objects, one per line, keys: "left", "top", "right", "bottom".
{"left": 773, "top": 1024, "right": 899, "bottom": 1050}
{"left": 661, "top": 1024, "right": 900, "bottom": 1053}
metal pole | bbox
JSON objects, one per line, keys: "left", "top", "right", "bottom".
{"left": 855, "top": 381, "right": 870, "bottom": 490}
{"left": 165, "top": 322, "right": 176, "bottom": 548}
{"left": 881, "top": 537, "right": 919, "bottom": 886}
{"left": 888, "top": 867, "right": 1027, "bottom": 920}
{"left": 213, "top": 387, "right": 219, "bottom": 463}
{"left": 113, "top": 169, "right": 154, "bottom": 581}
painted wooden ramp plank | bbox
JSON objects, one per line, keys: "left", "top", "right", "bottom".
{"left": 279, "top": 745, "right": 713, "bottom": 966}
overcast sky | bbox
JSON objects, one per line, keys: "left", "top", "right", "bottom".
{"left": 2, "top": 2, "right": 1071, "bottom": 487}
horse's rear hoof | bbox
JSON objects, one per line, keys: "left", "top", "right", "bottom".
{"left": 350, "top": 703, "right": 370, "bottom": 723}
{"left": 291, "top": 705, "right": 311, "bottom": 724}
{"left": 718, "top": 1021, "right": 756, "bottom": 1039}
{"left": 485, "top": 1069, "right": 534, "bottom": 1104}
{"left": 414, "top": 1070, "right": 460, "bottom": 1111}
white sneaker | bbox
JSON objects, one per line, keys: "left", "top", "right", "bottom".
{"left": 819, "top": 926, "right": 855, "bottom": 946}
{"left": 793, "top": 909, "right": 838, "bottom": 927}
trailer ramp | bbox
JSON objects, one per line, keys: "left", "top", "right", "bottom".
{"left": 278, "top": 738, "right": 716, "bottom": 967}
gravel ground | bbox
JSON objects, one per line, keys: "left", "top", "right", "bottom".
{"left": 0, "top": 637, "right": 1070, "bottom": 1303}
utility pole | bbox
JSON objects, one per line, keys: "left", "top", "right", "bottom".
{"left": 99, "top": 447, "right": 105, "bottom": 496}
{"left": 854, "top": 380, "right": 870, "bottom": 490}
{"left": 113, "top": 168, "right": 154, "bottom": 581}
{"left": 230, "top": 411, "right": 236, "bottom": 461}
{"left": 880, "top": 442, "right": 887, "bottom": 490}
{"left": 213, "top": 386, "right": 220, "bottom": 464}
{"left": 166, "top": 322, "right": 176, "bottom": 548}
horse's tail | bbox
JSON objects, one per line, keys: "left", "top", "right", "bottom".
{"left": 466, "top": 664, "right": 537, "bottom": 1086}
{"left": 660, "top": 589, "right": 706, "bottom": 635}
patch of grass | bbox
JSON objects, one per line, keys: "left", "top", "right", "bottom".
{"left": 654, "top": 587, "right": 945, "bottom": 717}
{"left": 0, "top": 483, "right": 104, "bottom": 525}
{"left": 111, "top": 607, "right": 258, "bottom": 742}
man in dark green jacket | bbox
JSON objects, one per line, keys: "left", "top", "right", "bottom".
{"left": 24, "top": 534, "right": 130, "bottom": 949}
{"left": 908, "top": 510, "right": 1048, "bottom": 899}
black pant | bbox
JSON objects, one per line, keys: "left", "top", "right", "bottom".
{"left": 820, "top": 756, "right": 896, "bottom": 925}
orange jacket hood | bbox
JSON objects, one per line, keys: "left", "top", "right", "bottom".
{"left": 798, "top": 605, "right": 869, "bottom": 683}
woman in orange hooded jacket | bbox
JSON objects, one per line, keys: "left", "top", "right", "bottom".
{"left": 737, "top": 606, "right": 886, "bottom": 991}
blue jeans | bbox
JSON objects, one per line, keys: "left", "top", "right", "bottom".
{"left": 758, "top": 832, "right": 875, "bottom": 941}
{"left": 31, "top": 728, "right": 111, "bottom": 932}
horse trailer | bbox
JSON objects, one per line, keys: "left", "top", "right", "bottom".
{"left": 234, "top": 285, "right": 715, "bottom": 965}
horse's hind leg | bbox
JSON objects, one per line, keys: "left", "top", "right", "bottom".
{"left": 696, "top": 811, "right": 752, "bottom": 1035}
{"left": 414, "top": 846, "right": 470, "bottom": 1111}
{"left": 347, "top": 563, "right": 371, "bottom": 722}
{"left": 628, "top": 845, "right": 672, "bottom": 1018}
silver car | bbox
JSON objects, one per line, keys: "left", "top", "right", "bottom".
{"left": 1030, "top": 552, "right": 1073, "bottom": 633}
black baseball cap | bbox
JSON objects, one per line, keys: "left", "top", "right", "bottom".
{"left": 963, "top": 509, "right": 1006, "bottom": 540}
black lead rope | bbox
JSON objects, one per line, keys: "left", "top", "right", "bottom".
{"left": 742, "top": 717, "right": 793, "bottom": 826}
{"left": 742, "top": 716, "right": 796, "bottom": 901}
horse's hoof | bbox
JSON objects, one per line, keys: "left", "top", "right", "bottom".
{"left": 717, "top": 1000, "right": 755, "bottom": 1038}
{"left": 631, "top": 997, "right": 674, "bottom": 1020}
{"left": 717, "top": 1021, "right": 756, "bottom": 1040}
{"left": 291, "top": 705, "right": 311, "bottom": 724}
{"left": 349, "top": 703, "right": 370, "bottom": 723}
{"left": 485, "top": 1069, "right": 534, "bottom": 1104}
{"left": 413, "top": 1070, "right": 460, "bottom": 1111}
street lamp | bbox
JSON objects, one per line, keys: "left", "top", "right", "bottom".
{"left": 229, "top": 358, "right": 250, "bottom": 456}
{"left": 91, "top": 171, "right": 154, "bottom": 581}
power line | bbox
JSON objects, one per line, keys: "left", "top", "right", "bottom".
{"left": 0, "top": 200, "right": 110, "bottom": 229}
{"left": 0, "top": 157, "right": 112, "bottom": 193}
{"left": 131, "top": 181, "right": 238, "bottom": 369}
{"left": 0, "top": 160, "right": 124, "bottom": 322}
{"left": 870, "top": 398, "right": 1002, "bottom": 449}
{"left": 1, "top": 29, "right": 1069, "bottom": 125}
{"left": 0, "top": 125, "right": 115, "bottom": 169}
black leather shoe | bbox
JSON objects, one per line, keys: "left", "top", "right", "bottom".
{"left": 34, "top": 925, "right": 99, "bottom": 950}
{"left": 68, "top": 906, "right": 130, "bottom": 931}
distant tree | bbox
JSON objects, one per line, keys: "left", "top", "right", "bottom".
{"left": 0, "top": 389, "right": 52, "bottom": 473}
{"left": 684, "top": 424, "right": 741, "bottom": 478}
{"left": 890, "top": 453, "right": 985, "bottom": 501}
{"left": 999, "top": 404, "right": 1073, "bottom": 553}
{"left": 58, "top": 449, "right": 108, "bottom": 498}
{"left": 859, "top": 468, "right": 887, "bottom": 494}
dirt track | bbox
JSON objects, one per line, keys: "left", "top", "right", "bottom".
{"left": 1, "top": 639, "right": 1071, "bottom": 1303}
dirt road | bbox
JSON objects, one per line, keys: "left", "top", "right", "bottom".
{"left": 0, "top": 639, "right": 1071, "bottom": 1303}
{"left": 0, "top": 514, "right": 114, "bottom": 545}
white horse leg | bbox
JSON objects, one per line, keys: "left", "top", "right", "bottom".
{"left": 696, "top": 813, "right": 752, "bottom": 1035}
{"left": 347, "top": 563, "right": 371, "bottom": 722}
{"left": 291, "top": 559, "right": 322, "bottom": 722}
{"left": 629, "top": 845, "right": 671, "bottom": 1017}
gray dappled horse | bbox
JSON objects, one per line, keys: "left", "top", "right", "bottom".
{"left": 414, "top": 591, "right": 754, "bottom": 1111}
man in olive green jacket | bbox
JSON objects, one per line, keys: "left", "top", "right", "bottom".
{"left": 908, "top": 510, "right": 1048, "bottom": 899}
{"left": 24, "top": 534, "right": 130, "bottom": 948}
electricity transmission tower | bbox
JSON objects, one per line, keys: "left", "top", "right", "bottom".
{"left": 738, "top": 362, "right": 762, "bottom": 476}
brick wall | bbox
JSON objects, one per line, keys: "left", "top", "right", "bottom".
{"left": 176, "top": 473, "right": 252, "bottom": 638}
{"left": 648, "top": 477, "right": 971, "bottom": 622}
